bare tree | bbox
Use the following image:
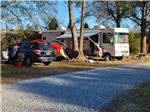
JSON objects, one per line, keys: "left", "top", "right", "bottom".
{"left": 78, "top": 0, "right": 86, "bottom": 60}
{"left": 1, "top": 1, "right": 57, "bottom": 47}
{"left": 86, "top": 1, "right": 130, "bottom": 27}
{"left": 127, "top": 1, "right": 150, "bottom": 54}
{"left": 68, "top": 0, "right": 79, "bottom": 51}
{"left": 1, "top": 1, "right": 57, "bottom": 30}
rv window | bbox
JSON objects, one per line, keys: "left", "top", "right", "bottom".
{"left": 103, "top": 33, "right": 113, "bottom": 44}
{"left": 43, "top": 37, "right": 47, "bottom": 40}
{"left": 115, "top": 33, "right": 128, "bottom": 43}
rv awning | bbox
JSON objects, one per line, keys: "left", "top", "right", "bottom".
{"left": 56, "top": 30, "right": 100, "bottom": 39}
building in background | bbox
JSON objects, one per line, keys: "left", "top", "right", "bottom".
{"left": 42, "top": 27, "right": 66, "bottom": 41}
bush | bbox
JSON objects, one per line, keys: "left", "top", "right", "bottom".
{"left": 14, "top": 29, "right": 42, "bottom": 41}
{"left": 1, "top": 36, "right": 9, "bottom": 50}
{"left": 148, "top": 28, "right": 150, "bottom": 53}
{"left": 129, "top": 32, "right": 140, "bottom": 54}
{"left": 1, "top": 29, "right": 41, "bottom": 50}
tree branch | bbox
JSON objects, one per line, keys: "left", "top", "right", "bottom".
{"left": 127, "top": 16, "right": 141, "bottom": 25}
{"left": 106, "top": 2, "right": 117, "bottom": 22}
{"left": 146, "top": 21, "right": 150, "bottom": 28}
{"left": 0, "top": 1, "right": 17, "bottom": 8}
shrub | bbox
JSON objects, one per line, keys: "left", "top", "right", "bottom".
{"left": 1, "top": 36, "right": 9, "bottom": 50}
{"left": 1, "top": 29, "right": 41, "bottom": 50}
{"left": 128, "top": 32, "right": 140, "bottom": 54}
{"left": 148, "top": 28, "right": 150, "bottom": 53}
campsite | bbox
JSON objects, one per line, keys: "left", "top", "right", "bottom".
{"left": 1, "top": 1, "right": 150, "bottom": 112}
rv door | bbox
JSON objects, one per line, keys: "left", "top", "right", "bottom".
{"left": 101, "top": 32, "right": 114, "bottom": 56}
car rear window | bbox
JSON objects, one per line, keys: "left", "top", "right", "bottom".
{"left": 31, "top": 42, "right": 53, "bottom": 50}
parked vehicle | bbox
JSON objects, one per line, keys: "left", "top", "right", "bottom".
{"left": 99, "top": 28, "right": 129, "bottom": 61}
{"left": 2, "top": 50, "right": 8, "bottom": 60}
{"left": 18, "top": 39, "right": 56, "bottom": 67}
{"left": 56, "top": 28, "right": 130, "bottom": 61}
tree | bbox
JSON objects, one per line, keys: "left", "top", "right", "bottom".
{"left": 48, "top": 17, "right": 59, "bottom": 30}
{"left": 127, "top": 1, "right": 150, "bottom": 54}
{"left": 86, "top": 1, "right": 130, "bottom": 27}
{"left": 67, "top": 22, "right": 71, "bottom": 30}
{"left": 1, "top": 1, "right": 57, "bottom": 46}
{"left": 84, "top": 22, "right": 89, "bottom": 29}
{"left": 148, "top": 27, "right": 150, "bottom": 52}
{"left": 35, "top": 24, "right": 40, "bottom": 32}
{"left": 78, "top": 0, "right": 86, "bottom": 60}
{"left": 128, "top": 32, "right": 140, "bottom": 54}
{"left": 68, "top": 0, "right": 79, "bottom": 51}
{"left": 1, "top": 1, "right": 57, "bottom": 30}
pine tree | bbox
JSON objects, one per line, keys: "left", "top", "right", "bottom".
{"left": 48, "top": 17, "right": 59, "bottom": 30}
{"left": 84, "top": 22, "right": 89, "bottom": 29}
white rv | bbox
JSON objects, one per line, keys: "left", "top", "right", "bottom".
{"left": 96, "top": 28, "right": 129, "bottom": 60}
{"left": 57, "top": 28, "right": 129, "bottom": 61}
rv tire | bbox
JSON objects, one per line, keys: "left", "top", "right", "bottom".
{"left": 25, "top": 56, "right": 32, "bottom": 67}
{"left": 44, "top": 62, "right": 51, "bottom": 66}
{"left": 116, "top": 56, "right": 123, "bottom": 60}
{"left": 104, "top": 53, "right": 111, "bottom": 61}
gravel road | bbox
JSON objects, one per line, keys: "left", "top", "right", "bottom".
{"left": 1, "top": 63, "right": 150, "bottom": 112}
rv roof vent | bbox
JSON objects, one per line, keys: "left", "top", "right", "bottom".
{"left": 94, "top": 25, "right": 105, "bottom": 29}
{"left": 57, "top": 27, "right": 66, "bottom": 31}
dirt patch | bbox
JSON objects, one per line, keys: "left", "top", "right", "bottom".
{"left": 1, "top": 54, "right": 150, "bottom": 84}
{"left": 1, "top": 64, "right": 89, "bottom": 84}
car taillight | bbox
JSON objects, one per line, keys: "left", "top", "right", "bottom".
{"left": 34, "top": 49, "right": 41, "bottom": 56}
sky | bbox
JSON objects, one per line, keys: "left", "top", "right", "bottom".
{"left": 56, "top": 1, "right": 96, "bottom": 29}
{"left": 55, "top": 1, "right": 134, "bottom": 30}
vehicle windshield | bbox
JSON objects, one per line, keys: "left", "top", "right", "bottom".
{"left": 114, "top": 33, "right": 128, "bottom": 43}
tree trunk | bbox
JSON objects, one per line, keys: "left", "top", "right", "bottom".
{"left": 116, "top": 18, "right": 121, "bottom": 27}
{"left": 68, "top": 0, "right": 79, "bottom": 52}
{"left": 116, "top": 2, "right": 121, "bottom": 28}
{"left": 148, "top": 28, "right": 150, "bottom": 53}
{"left": 140, "top": 25, "right": 147, "bottom": 54}
{"left": 140, "top": 2, "right": 147, "bottom": 54}
{"left": 78, "top": 0, "right": 86, "bottom": 60}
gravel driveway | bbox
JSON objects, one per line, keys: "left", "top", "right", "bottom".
{"left": 1, "top": 63, "right": 150, "bottom": 112}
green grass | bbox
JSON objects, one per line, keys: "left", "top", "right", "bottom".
{"left": 99, "top": 81, "right": 150, "bottom": 112}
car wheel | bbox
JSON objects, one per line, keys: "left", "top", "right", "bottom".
{"left": 44, "top": 62, "right": 51, "bottom": 66}
{"left": 104, "top": 53, "right": 111, "bottom": 61}
{"left": 25, "top": 57, "right": 32, "bottom": 67}
{"left": 56, "top": 56, "right": 65, "bottom": 61}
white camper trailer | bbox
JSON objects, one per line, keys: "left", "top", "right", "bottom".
{"left": 97, "top": 28, "right": 129, "bottom": 60}
{"left": 57, "top": 28, "right": 129, "bottom": 61}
